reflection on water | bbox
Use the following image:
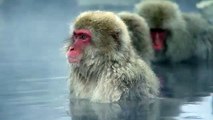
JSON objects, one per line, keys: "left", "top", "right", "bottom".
{"left": 69, "top": 63, "right": 213, "bottom": 120}
{"left": 0, "top": 62, "right": 70, "bottom": 120}
{"left": 1, "top": 62, "right": 212, "bottom": 120}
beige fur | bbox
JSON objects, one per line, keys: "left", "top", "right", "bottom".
{"left": 66, "top": 11, "right": 159, "bottom": 103}
{"left": 118, "top": 12, "right": 154, "bottom": 64}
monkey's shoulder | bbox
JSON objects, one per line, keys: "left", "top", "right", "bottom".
{"left": 183, "top": 13, "right": 209, "bottom": 34}
{"left": 110, "top": 58, "right": 156, "bottom": 82}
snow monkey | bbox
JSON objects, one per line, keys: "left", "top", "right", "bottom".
{"left": 135, "top": 0, "right": 213, "bottom": 63}
{"left": 66, "top": 11, "right": 159, "bottom": 103}
{"left": 118, "top": 12, "right": 154, "bottom": 64}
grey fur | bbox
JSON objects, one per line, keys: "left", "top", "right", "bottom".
{"left": 135, "top": 0, "right": 213, "bottom": 62}
{"left": 66, "top": 11, "right": 159, "bottom": 103}
{"left": 183, "top": 13, "right": 213, "bottom": 60}
{"left": 118, "top": 12, "right": 154, "bottom": 64}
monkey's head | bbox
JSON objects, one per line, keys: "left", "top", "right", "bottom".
{"left": 66, "top": 11, "right": 131, "bottom": 66}
{"left": 135, "top": 0, "right": 185, "bottom": 53}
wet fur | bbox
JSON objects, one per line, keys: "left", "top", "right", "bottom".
{"left": 118, "top": 12, "right": 154, "bottom": 64}
{"left": 66, "top": 11, "right": 159, "bottom": 103}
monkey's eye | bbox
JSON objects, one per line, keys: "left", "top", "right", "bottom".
{"left": 79, "top": 34, "right": 87, "bottom": 40}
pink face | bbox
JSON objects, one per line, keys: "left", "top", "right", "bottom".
{"left": 66, "top": 29, "right": 92, "bottom": 63}
{"left": 150, "top": 29, "right": 167, "bottom": 51}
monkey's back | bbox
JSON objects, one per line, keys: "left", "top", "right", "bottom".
{"left": 118, "top": 12, "right": 154, "bottom": 64}
{"left": 183, "top": 13, "right": 213, "bottom": 60}
{"left": 119, "top": 58, "right": 160, "bottom": 100}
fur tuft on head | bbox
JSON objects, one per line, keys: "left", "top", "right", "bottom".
{"left": 135, "top": 0, "right": 186, "bottom": 30}
{"left": 68, "top": 11, "right": 134, "bottom": 64}
{"left": 72, "top": 11, "right": 131, "bottom": 48}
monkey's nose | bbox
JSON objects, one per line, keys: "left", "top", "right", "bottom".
{"left": 69, "top": 47, "right": 74, "bottom": 51}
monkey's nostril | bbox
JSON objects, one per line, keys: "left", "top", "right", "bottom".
{"left": 69, "top": 47, "right": 74, "bottom": 51}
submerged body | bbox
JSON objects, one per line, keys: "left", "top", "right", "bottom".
{"left": 66, "top": 11, "right": 159, "bottom": 103}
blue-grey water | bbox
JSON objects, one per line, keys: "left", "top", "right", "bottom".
{"left": 0, "top": 0, "right": 212, "bottom": 120}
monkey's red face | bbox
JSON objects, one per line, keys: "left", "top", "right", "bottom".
{"left": 150, "top": 29, "right": 167, "bottom": 51}
{"left": 67, "top": 29, "right": 92, "bottom": 63}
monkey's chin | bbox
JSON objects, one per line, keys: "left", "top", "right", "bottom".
{"left": 67, "top": 55, "right": 82, "bottom": 63}
{"left": 68, "top": 58, "right": 80, "bottom": 63}
{"left": 70, "top": 63, "right": 80, "bottom": 67}
{"left": 67, "top": 57, "right": 80, "bottom": 66}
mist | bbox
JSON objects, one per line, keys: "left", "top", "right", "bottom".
{"left": 0, "top": 0, "right": 81, "bottom": 78}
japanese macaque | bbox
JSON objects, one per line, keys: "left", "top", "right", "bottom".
{"left": 66, "top": 11, "right": 159, "bottom": 103}
{"left": 135, "top": 0, "right": 213, "bottom": 63}
{"left": 118, "top": 12, "right": 154, "bottom": 64}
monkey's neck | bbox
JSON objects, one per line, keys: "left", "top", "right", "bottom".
{"left": 72, "top": 51, "right": 131, "bottom": 80}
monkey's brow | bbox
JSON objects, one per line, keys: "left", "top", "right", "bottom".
{"left": 73, "top": 32, "right": 86, "bottom": 36}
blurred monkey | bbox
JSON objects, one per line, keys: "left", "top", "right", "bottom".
{"left": 118, "top": 12, "right": 154, "bottom": 64}
{"left": 135, "top": 0, "right": 213, "bottom": 63}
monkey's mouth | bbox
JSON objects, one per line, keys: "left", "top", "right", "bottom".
{"left": 150, "top": 29, "right": 167, "bottom": 51}
{"left": 67, "top": 56, "right": 82, "bottom": 63}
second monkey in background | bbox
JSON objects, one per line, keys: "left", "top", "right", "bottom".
{"left": 135, "top": 0, "right": 213, "bottom": 63}
{"left": 118, "top": 12, "right": 154, "bottom": 65}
